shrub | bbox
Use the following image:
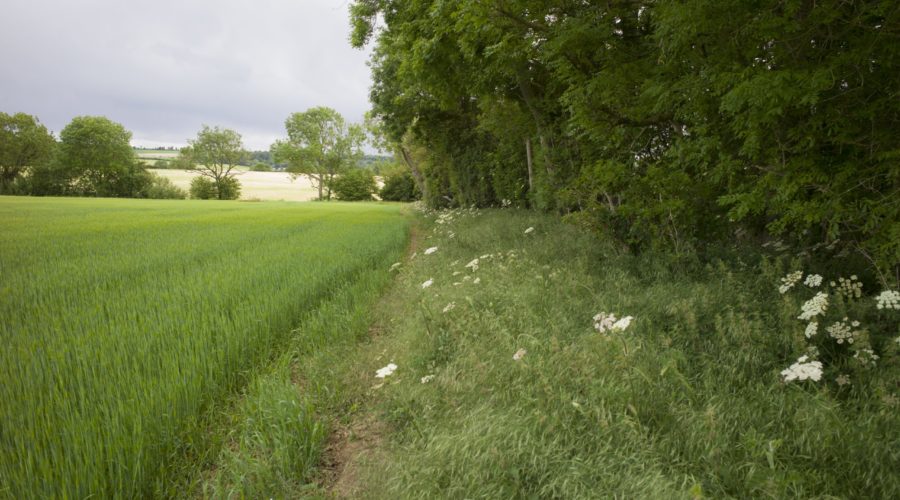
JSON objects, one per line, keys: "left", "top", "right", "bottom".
{"left": 250, "top": 162, "right": 272, "bottom": 172}
{"left": 153, "top": 159, "right": 171, "bottom": 169}
{"left": 190, "top": 176, "right": 241, "bottom": 200}
{"left": 380, "top": 169, "right": 419, "bottom": 202}
{"left": 143, "top": 173, "right": 186, "bottom": 199}
{"left": 331, "top": 169, "right": 376, "bottom": 201}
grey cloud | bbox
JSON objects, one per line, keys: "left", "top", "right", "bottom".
{"left": 0, "top": 0, "right": 373, "bottom": 150}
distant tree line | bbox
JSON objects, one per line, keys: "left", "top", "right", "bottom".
{"left": 0, "top": 113, "right": 258, "bottom": 201}
{"left": 1, "top": 113, "right": 186, "bottom": 199}
{"left": 2, "top": 109, "right": 419, "bottom": 203}
{"left": 350, "top": 0, "right": 899, "bottom": 278}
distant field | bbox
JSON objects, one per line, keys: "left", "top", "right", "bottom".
{"left": 149, "top": 168, "right": 319, "bottom": 201}
{"left": 134, "top": 148, "right": 180, "bottom": 160}
{"left": 0, "top": 197, "right": 408, "bottom": 498}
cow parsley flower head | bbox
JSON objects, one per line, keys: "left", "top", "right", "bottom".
{"left": 875, "top": 290, "right": 900, "bottom": 310}
{"left": 781, "top": 355, "right": 823, "bottom": 382}
{"left": 779, "top": 271, "right": 803, "bottom": 294}
{"left": 424, "top": 246, "right": 438, "bottom": 255}
{"left": 465, "top": 258, "right": 479, "bottom": 271}
{"left": 421, "top": 278, "right": 434, "bottom": 289}
{"left": 594, "top": 312, "right": 634, "bottom": 333}
{"left": 512, "top": 348, "right": 527, "bottom": 361}
{"left": 473, "top": 277, "right": 481, "bottom": 284}
{"left": 389, "top": 262, "right": 401, "bottom": 271}
{"left": 593, "top": 312, "right": 617, "bottom": 333}
{"left": 835, "top": 374, "right": 851, "bottom": 386}
{"left": 442, "top": 302, "right": 456, "bottom": 313}
{"left": 804, "top": 322, "right": 818, "bottom": 338}
{"left": 612, "top": 316, "right": 634, "bottom": 331}
{"left": 804, "top": 274, "right": 823, "bottom": 287}
{"left": 798, "top": 292, "right": 829, "bottom": 320}
{"left": 835, "top": 276, "right": 863, "bottom": 299}
{"left": 420, "top": 374, "right": 435, "bottom": 384}
{"left": 524, "top": 227, "right": 535, "bottom": 234}
{"left": 826, "top": 318, "right": 855, "bottom": 344}
{"left": 854, "top": 348, "right": 879, "bottom": 367}
{"left": 375, "top": 363, "right": 397, "bottom": 378}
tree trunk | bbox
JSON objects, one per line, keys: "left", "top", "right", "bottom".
{"left": 316, "top": 175, "right": 324, "bottom": 200}
{"left": 524, "top": 137, "right": 534, "bottom": 193}
{"left": 400, "top": 146, "right": 428, "bottom": 202}
{"left": 516, "top": 69, "right": 555, "bottom": 176}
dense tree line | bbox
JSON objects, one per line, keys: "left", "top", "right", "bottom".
{"left": 1, "top": 113, "right": 187, "bottom": 199}
{"left": 350, "top": 0, "right": 899, "bottom": 278}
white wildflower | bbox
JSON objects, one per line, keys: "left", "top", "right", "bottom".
{"left": 480, "top": 254, "right": 491, "bottom": 259}
{"left": 512, "top": 348, "right": 526, "bottom": 361}
{"left": 452, "top": 282, "right": 462, "bottom": 286}
{"left": 442, "top": 302, "right": 456, "bottom": 313}
{"left": 389, "top": 262, "right": 401, "bottom": 271}
{"left": 375, "top": 363, "right": 397, "bottom": 378}
{"left": 421, "top": 279, "right": 434, "bottom": 289}
{"left": 473, "top": 277, "right": 481, "bottom": 284}
{"left": 798, "top": 292, "right": 829, "bottom": 320}
{"left": 804, "top": 322, "right": 818, "bottom": 338}
{"left": 835, "top": 374, "right": 851, "bottom": 386}
{"left": 420, "top": 374, "right": 435, "bottom": 384}
{"left": 424, "top": 246, "right": 438, "bottom": 255}
{"left": 524, "top": 227, "right": 535, "bottom": 234}
{"left": 465, "top": 258, "right": 479, "bottom": 271}
{"left": 803, "top": 274, "right": 823, "bottom": 287}
{"left": 452, "top": 271, "right": 462, "bottom": 276}
{"left": 450, "top": 260, "right": 459, "bottom": 266}
{"left": 875, "top": 290, "right": 900, "bottom": 310}
{"left": 834, "top": 276, "right": 863, "bottom": 299}
{"left": 593, "top": 312, "right": 633, "bottom": 333}
{"left": 612, "top": 316, "right": 634, "bottom": 331}
{"left": 779, "top": 271, "right": 803, "bottom": 294}
{"left": 780, "top": 355, "right": 823, "bottom": 382}
{"left": 854, "top": 348, "right": 879, "bottom": 366}
{"left": 826, "top": 318, "right": 855, "bottom": 344}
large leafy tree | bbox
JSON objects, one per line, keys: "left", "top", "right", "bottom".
{"left": 46, "top": 116, "right": 147, "bottom": 197}
{"left": 0, "top": 112, "right": 56, "bottom": 193}
{"left": 271, "top": 107, "right": 364, "bottom": 200}
{"left": 350, "top": 0, "right": 900, "bottom": 277}
{"left": 181, "top": 125, "right": 247, "bottom": 200}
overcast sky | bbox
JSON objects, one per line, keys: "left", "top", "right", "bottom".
{"left": 0, "top": 0, "right": 373, "bottom": 150}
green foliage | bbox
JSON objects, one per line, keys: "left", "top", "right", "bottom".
{"left": 358, "top": 209, "right": 899, "bottom": 498}
{"left": 36, "top": 115, "right": 150, "bottom": 198}
{"left": 0, "top": 112, "right": 56, "bottom": 193}
{"left": 0, "top": 197, "right": 408, "bottom": 498}
{"left": 271, "top": 107, "right": 365, "bottom": 200}
{"left": 379, "top": 167, "right": 419, "bottom": 202}
{"left": 152, "top": 159, "right": 170, "bottom": 169}
{"left": 142, "top": 172, "right": 187, "bottom": 199}
{"left": 250, "top": 162, "right": 272, "bottom": 172}
{"left": 190, "top": 175, "right": 240, "bottom": 200}
{"left": 183, "top": 125, "right": 246, "bottom": 199}
{"left": 169, "top": 154, "right": 195, "bottom": 170}
{"left": 331, "top": 168, "right": 376, "bottom": 201}
{"left": 351, "top": 0, "right": 900, "bottom": 277}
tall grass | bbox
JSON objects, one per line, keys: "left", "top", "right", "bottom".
{"left": 359, "top": 208, "right": 899, "bottom": 498}
{"left": 0, "top": 196, "right": 408, "bottom": 498}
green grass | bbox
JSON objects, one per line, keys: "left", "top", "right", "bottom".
{"left": 0, "top": 196, "right": 408, "bottom": 498}
{"left": 350, "top": 208, "right": 900, "bottom": 498}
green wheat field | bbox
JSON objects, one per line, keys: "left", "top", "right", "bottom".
{"left": 0, "top": 197, "right": 407, "bottom": 498}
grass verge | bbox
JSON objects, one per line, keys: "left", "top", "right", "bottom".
{"left": 341, "top": 207, "right": 899, "bottom": 498}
